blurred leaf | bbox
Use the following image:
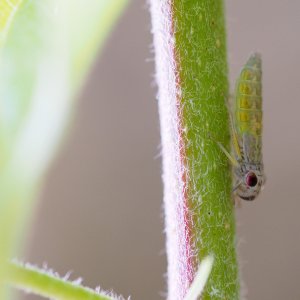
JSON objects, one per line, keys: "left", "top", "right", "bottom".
{"left": 0, "top": 0, "right": 128, "bottom": 298}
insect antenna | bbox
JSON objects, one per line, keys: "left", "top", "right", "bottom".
{"left": 207, "top": 132, "right": 239, "bottom": 167}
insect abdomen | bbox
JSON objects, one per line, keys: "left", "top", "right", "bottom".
{"left": 235, "top": 53, "right": 262, "bottom": 137}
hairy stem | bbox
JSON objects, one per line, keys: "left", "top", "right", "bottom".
{"left": 150, "top": 1, "right": 239, "bottom": 299}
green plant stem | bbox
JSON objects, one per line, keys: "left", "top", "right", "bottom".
{"left": 150, "top": 0, "right": 239, "bottom": 299}
{"left": 6, "top": 262, "right": 115, "bottom": 300}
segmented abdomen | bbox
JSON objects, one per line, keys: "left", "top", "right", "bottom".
{"left": 235, "top": 53, "right": 263, "bottom": 163}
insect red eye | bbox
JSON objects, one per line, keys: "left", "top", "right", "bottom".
{"left": 246, "top": 172, "right": 258, "bottom": 187}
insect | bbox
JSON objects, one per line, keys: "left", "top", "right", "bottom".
{"left": 231, "top": 53, "right": 266, "bottom": 200}
{"left": 218, "top": 53, "right": 265, "bottom": 201}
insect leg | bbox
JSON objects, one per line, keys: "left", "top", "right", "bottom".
{"left": 232, "top": 179, "right": 243, "bottom": 192}
{"left": 232, "top": 180, "right": 243, "bottom": 207}
{"left": 233, "top": 195, "right": 242, "bottom": 208}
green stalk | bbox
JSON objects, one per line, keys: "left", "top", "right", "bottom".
{"left": 150, "top": 1, "right": 239, "bottom": 299}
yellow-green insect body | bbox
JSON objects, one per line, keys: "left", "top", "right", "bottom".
{"left": 232, "top": 53, "right": 265, "bottom": 201}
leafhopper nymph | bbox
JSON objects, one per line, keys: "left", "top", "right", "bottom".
{"left": 230, "top": 53, "right": 266, "bottom": 201}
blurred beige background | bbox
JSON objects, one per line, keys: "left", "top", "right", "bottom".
{"left": 19, "top": 1, "right": 300, "bottom": 299}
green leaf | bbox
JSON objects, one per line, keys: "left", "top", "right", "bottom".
{"left": 6, "top": 261, "right": 117, "bottom": 300}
